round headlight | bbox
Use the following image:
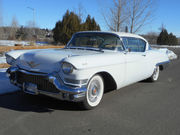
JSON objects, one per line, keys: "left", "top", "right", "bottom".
{"left": 62, "top": 62, "right": 74, "bottom": 74}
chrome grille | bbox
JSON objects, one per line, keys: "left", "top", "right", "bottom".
{"left": 17, "top": 71, "right": 60, "bottom": 93}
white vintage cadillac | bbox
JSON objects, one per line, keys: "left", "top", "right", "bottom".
{"left": 6, "top": 31, "right": 170, "bottom": 109}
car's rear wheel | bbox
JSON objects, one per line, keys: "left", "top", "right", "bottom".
{"left": 148, "top": 66, "right": 160, "bottom": 82}
{"left": 82, "top": 75, "right": 104, "bottom": 110}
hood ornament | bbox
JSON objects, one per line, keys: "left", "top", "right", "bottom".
{"left": 27, "top": 61, "right": 40, "bottom": 68}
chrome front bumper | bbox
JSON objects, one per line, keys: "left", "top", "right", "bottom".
{"left": 6, "top": 67, "right": 86, "bottom": 102}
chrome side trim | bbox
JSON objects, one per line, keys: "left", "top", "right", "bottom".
{"left": 156, "top": 60, "right": 170, "bottom": 70}
{"left": 63, "top": 78, "right": 88, "bottom": 87}
{"left": 47, "top": 75, "right": 87, "bottom": 94}
{"left": 156, "top": 60, "right": 170, "bottom": 66}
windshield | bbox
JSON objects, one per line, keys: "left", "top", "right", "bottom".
{"left": 67, "top": 33, "right": 124, "bottom": 51}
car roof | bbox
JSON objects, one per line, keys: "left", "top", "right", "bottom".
{"left": 75, "top": 31, "right": 148, "bottom": 42}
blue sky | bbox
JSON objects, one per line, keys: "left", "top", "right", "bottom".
{"left": 1, "top": 0, "right": 180, "bottom": 37}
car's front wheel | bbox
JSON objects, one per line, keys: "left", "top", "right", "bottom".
{"left": 148, "top": 66, "right": 160, "bottom": 82}
{"left": 82, "top": 75, "right": 104, "bottom": 110}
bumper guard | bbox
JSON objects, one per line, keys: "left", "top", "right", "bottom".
{"left": 6, "top": 67, "right": 86, "bottom": 102}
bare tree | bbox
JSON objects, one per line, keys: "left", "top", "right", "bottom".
{"left": 178, "top": 38, "right": 180, "bottom": 45}
{"left": 26, "top": 20, "right": 38, "bottom": 40}
{"left": 26, "top": 20, "right": 35, "bottom": 28}
{"left": 9, "top": 16, "right": 19, "bottom": 40}
{"left": 0, "top": 27, "right": 4, "bottom": 39}
{"left": 73, "top": 3, "right": 87, "bottom": 23}
{"left": 103, "top": 0, "right": 128, "bottom": 32}
{"left": 102, "top": 0, "right": 155, "bottom": 33}
{"left": 142, "top": 31, "right": 158, "bottom": 44}
{"left": 127, "top": 0, "right": 155, "bottom": 33}
{"left": 11, "top": 16, "right": 18, "bottom": 27}
{"left": 158, "top": 23, "right": 166, "bottom": 31}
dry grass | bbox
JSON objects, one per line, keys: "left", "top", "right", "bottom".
{"left": 0, "top": 63, "right": 10, "bottom": 68}
{"left": 0, "top": 45, "right": 64, "bottom": 53}
{"left": 0, "top": 45, "right": 65, "bottom": 68}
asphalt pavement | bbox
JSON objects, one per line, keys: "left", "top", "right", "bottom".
{"left": 0, "top": 48, "right": 180, "bottom": 135}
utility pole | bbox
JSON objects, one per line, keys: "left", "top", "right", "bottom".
{"left": 27, "top": 7, "right": 35, "bottom": 28}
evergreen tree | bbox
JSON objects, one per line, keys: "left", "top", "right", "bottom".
{"left": 157, "top": 29, "right": 169, "bottom": 45}
{"left": 82, "top": 15, "right": 91, "bottom": 30}
{"left": 91, "top": 18, "right": 100, "bottom": 30}
{"left": 53, "top": 10, "right": 81, "bottom": 44}
{"left": 157, "top": 29, "right": 178, "bottom": 45}
{"left": 53, "top": 21, "right": 62, "bottom": 43}
{"left": 53, "top": 11, "right": 101, "bottom": 44}
{"left": 169, "top": 33, "right": 178, "bottom": 45}
{"left": 82, "top": 15, "right": 100, "bottom": 31}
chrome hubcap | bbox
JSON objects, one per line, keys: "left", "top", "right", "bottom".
{"left": 88, "top": 80, "right": 100, "bottom": 103}
{"left": 86, "top": 75, "right": 104, "bottom": 107}
{"left": 92, "top": 87, "right": 98, "bottom": 95}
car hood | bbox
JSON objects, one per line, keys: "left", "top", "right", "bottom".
{"left": 16, "top": 48, "right": 102, "bottom": 73}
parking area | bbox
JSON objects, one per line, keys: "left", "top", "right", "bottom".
{"left": 0, "top": 49, "right": 179, "bottom": 135}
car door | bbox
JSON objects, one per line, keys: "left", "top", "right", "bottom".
{"left": 122, "top": 37, "right": 150, "bottom": 85}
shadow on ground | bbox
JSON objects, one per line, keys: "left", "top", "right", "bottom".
{"left": 0, "top": 91, "right": 86, "bottom": 112}
{"left": 0, "top": 79, "right": 154, "bottom": 113}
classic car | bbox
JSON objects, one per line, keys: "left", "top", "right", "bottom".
{"left": 6, "top": 31, "right": 170, "bottom": 109}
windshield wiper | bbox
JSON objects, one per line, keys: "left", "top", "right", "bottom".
{"left": 67, "top": 47, "right": 104, "bottom": 52}
{"left": 83, "top": 47, "right": 103, "bottom": 52}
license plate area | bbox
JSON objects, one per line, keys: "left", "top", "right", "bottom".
{"left": 23, "top": 82, "right": 38, "bottom": 95}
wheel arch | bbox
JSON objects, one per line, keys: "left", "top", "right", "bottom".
{"left": 159, "top": 65, "right": 164, "bottom": 71}
{"left": 156, "top": 60, "right": 170, "bottom": 71}
{"left": 95, "top": 71, "right": 117, "bottom": 93}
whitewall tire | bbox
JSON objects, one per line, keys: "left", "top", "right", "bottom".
{"left": 149, "top": 66, "right": 160, "bottom": 82}
{"left": 82, "top": 75, "right": 104, "bottom": 109}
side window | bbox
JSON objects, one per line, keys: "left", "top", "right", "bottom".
{"left": 124, "top": 37, "right": 139, "bottom": 52}
{"left": 102, "top": 36, "right": 124, "bottom": 51}
{"left": 116, "top": 39, "right": 124, "bottom": 51}
{"left": 122, "top": 37, "right": 146, "bottom": 52}
{"left": 122, "top": 37, "right": 128, "bottom": 46}
{"left": 138, "top": 39, "right": 146, "bottom": 52}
